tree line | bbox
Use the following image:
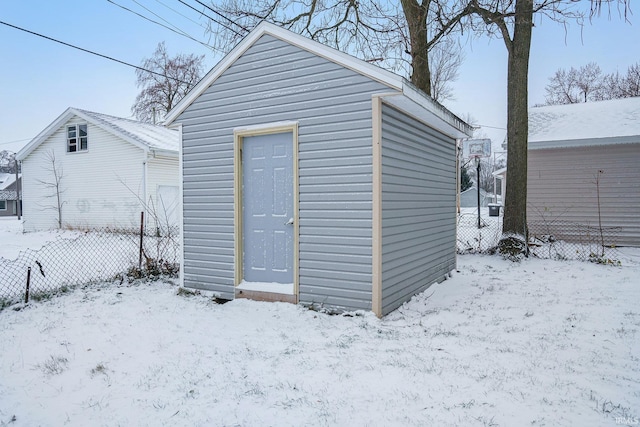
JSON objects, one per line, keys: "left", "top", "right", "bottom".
{"left": 544, "top": 61, "right": 640, "bottom": 105}
{"left": 0, "top": 150, "right": 18, "bottom": 174}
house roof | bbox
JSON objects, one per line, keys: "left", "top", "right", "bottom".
{"left": 0, "top": 173, "right": 20, "bottom": 201}
{"left": 529, "top": 97, "right": 640, "bottom": 149}
{"left": 165, "top": 21, "right": 473, "bottom": 139}
{"left": 491, "top": 167, "right": 506, "bottom": 178}
{"left": 0, "top": 173, "right": 20, "bottom": 191}
{"left": 17, "top": 108, "right": 178, "bottom": 161}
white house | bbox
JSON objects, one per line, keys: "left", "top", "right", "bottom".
{"left": 527, "top": 97, "right": 640, "bottom": 247}
{"left": 0, "top": 173, "right": 21, "bottom": 217}
{"left": 17, "top": 107, "right": 179, "bottom": 232}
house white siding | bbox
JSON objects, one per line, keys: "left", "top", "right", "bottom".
{"left": 146, "top": 155, "right": 180, "bottom": 229}
{"left": 21, "top": 115, "right": 146, "bottom": 231}
{"left": 527, "top": 143, "right": 640, "bottom": 247}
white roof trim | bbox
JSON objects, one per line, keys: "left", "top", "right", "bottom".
{"left": 17, "top": 108, "right": 178, "bottom": 161}
{"left": 17, "top": 107, "right": 150, "bottom": 160}
{"left": 233, "top": 120, "right": 299, "bottom": 133}
{"left": 166, "top": 22, "right": 401, "bottom": 125}
{"left": 379, "top": 90, "right": 473, "bottom": 139}
{"left": 529, "top": 135, "right": 639, "bottom": 150}
{"left": 492, "top": 167, "right": 507, "bottom": 177}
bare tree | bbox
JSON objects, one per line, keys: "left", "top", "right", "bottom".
{"left": 471, "top": 157, "right": 506, "bottom": 194}
{"left": 37, "top": 150, "right": 66, "bottom": 229}
{"left": 599, "top": 70, "right": 625, "bottom": 100}
{"left": 0, "top": 150, "right": 17, "bottom": 174}
{"left": 132, "top": 42, "right": 205, "bottom": 123}
{"left": 467, "top": 0, "right": 630, "bottom": 257}
{"left": 620, "top": 62, "right": 640, "bottom": 97}
{"left": 429, "top": 36, "right": 465, "bottom": 102}
{"left": 544, "top": 62, "right": 604, "bottom": 104}
{"left": 545, "top": 61, "right": 640, "bottom": 104}
{"left": 204, "top": 0, "right": 472, "bottom": 97}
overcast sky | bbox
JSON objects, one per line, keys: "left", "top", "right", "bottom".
{"left": 1, "top": 1, "right": 637, "bottom": 155}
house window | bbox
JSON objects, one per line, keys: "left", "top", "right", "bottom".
{"left": 0, "top": 201, "right": 6, "bottom": 211}
{"left": 67, "top": 124, "right": 88, "bottom": 152}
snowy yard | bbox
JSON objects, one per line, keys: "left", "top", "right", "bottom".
{"left": 0, "top": 217, "right": 82, "bottom": 261}
{"left": 1, "top": 218, "right": 639, "bottom": 426}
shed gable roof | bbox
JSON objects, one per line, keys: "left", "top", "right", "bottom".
{"left": 17, "top": 108, "right": 179, "bottom": 161}
{"left": 529, "top": 97, "right": 640, "bottom": 149}
{"left": 165, "top": 22, "right": 472, "bottom": 138}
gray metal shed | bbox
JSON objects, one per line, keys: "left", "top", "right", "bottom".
{"left": 165, "top": 22, "right": 473, "bottom": 316}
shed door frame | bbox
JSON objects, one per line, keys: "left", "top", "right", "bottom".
{"left": 233, "top": 122, "right": 299, "bottom": 299}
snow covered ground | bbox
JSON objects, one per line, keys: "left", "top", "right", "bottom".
{"left": 1, "top": 245, "right": 639, "bottom": 425}
{"left": 0, "top": 217, "right": 81, "bottom": 261}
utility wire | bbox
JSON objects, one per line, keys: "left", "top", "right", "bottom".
{"left": 176, "top": 0, "right": 245, "bottom": 37}
{"left": 0, "top": 20, "right": 191, "bottom": 85}
{"left": 190, "top": 0, "right": 250, "bottom": 33}
{"left": 475, "top": 123, "right": 507, "bottom": 130}
{"left": 131, "top": 0, "right": 194, "bottom": 39}
{"left": 106, "top": 0, "right": 214, "bottom": 50}
{"left": 152, "top": 0, "right": 211, "bottom": 34}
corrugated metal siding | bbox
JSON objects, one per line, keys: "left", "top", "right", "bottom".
{"left": 528, "top": 143, "right": 640, "bottom": 247}
{"left": 380, "top": 104, "right": 457, "bottom": 315}
{"left": 178, "top": 34, "right": 389, "bottom": 306}
{"left": 21, "top": 116, "right": 145, "bottom": 231}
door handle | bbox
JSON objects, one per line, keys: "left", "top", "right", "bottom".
{"left": 285, "top": 218, "right": 294, "bottom": 225}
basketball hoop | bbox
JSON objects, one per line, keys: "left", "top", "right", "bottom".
{"left": 461, "top": 139, "right": 492, "bottom": 229}
{"left": 462, "top": 139, "right": 492, "bottom": 160}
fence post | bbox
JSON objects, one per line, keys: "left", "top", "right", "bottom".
{"left": 139, "top": 211, "right": 144, "bottom": 269}
{"left": 25, "top": 267, "right": 31, "bottom": 303}
{"left": 476, "top": 158, "right": 481, "bottom": 229}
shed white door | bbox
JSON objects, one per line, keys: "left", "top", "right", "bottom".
{"left": 242, "top": 133, "right": 293, "bottom": 284}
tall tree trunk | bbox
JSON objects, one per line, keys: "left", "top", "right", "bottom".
{"left": 400, "top": 0, "right": 431, "bottom": 95}
{"left": 502, "top": 0, "right": 533, "bottom": 239}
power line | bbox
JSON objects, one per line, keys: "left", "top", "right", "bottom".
{"left": 152, "top": 0, "right": 211, "bottom": 34}
{"left": 475, "top": 123, "right": 507, "bottom": 130}
{"left": 0, "top": 20, "right": 191, "bottom": 85}
{"left": 132, "top": 0, "right": 189, "bottom": 33}
{"left": 106, "top": 0, "right": 214, "bottom": 50}
{"left": 176, "top": 0, "right": 245, "bottom": 37}
{"left": 190, "top": 0, "right": 250, "bottom": 33}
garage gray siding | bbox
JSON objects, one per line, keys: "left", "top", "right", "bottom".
{"left": 178, "top": 34, "right": 389, "bottom": 307}
{"left": 380, "top": 104, "right": 457, "bottom": 315}
{"left": 528, "top": 143, "right": 640, "bottom": 247}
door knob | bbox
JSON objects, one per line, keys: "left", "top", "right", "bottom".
{"left": 285, "top": 218, "right": 294, "bottom": 225}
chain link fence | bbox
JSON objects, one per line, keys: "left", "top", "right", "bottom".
{"left": 457, "top": 207, "right": 622, "bottom": 263}
{"left": 0, "top": 224, "right": 180, "bottom": 309}
{"left": 457, "top": 208, "right": 503, "bottom": 254}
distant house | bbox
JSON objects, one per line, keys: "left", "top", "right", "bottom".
{"left": 492, "top": 167, "right": 506, "bottom": 205}
{"left": 165, "top": 22, "right": 473, "bottom": 316}
{"left": 0, "top": 173, "right": 21, "bottom": 217}
{"left": 459, "top": 185, "right": 491, "bottom": 208}
{"left": 16, "top": 108, "right": 179, "bottom": 232}
{"left": 527, "top": 97, "right": 640, "bottom": 247}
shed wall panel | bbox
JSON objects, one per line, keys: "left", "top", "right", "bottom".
{"left": 527, "top": 143, "right": 640, "bottom": 247}
{"left": 179, "top": 35, "right": 389, "bottom": 306}
{"left": 380, "top": 104, "right": 457, "bottom": 315}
